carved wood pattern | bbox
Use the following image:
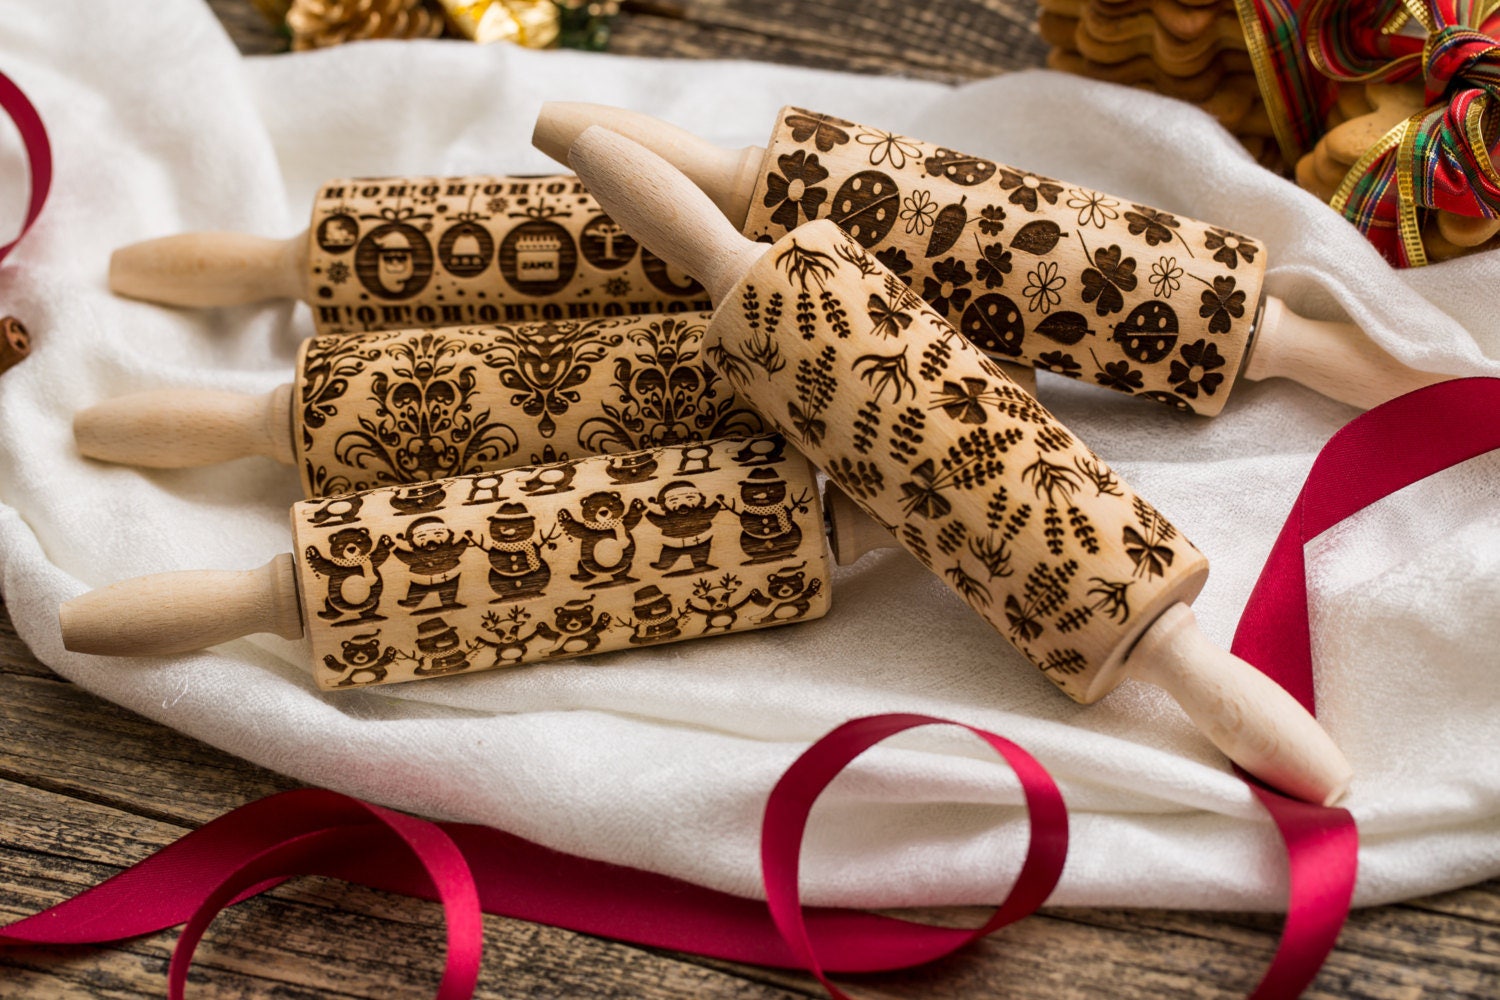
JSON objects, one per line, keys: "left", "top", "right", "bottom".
{"left": 293, "top": 435, "right": 831, "bottom": 689}
{"left": 707, "top": 223, "right": 1209, "bottom": 701}
{"left": 305, "top": 176, "right": 714, "bottom": 335}
{"left": 741, "top": 107, "right": 1268, "bottom": 416}
{"left": 293, "top": 313, "right": 767, "bottom": 497}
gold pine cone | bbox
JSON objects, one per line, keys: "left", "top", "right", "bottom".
{"left": 287, "top": 0, "right": 447, "bottom": 50}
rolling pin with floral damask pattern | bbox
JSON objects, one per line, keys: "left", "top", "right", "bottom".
{"left": 108, "top": 175, "right": 717, "bottom": 335}
{"left": 563, "top": 126, "right": 1350, "bottom": 805}
{"left": 59, "top": 435, "right": 896, "bottom": 689}
{"left": 73, "top": 313, "right": 768, "bottom": 497}
{"left": 533, "top": 103, "right": 1452, "bottom": 415}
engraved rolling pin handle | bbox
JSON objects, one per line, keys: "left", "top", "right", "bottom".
{"left": 109, "top": 232, "right": 308, "bottom": 307}
{"left": 568, "top": 127, "right": 1350, "bottom": 804}
{"left": 1245, "top": 297, "right": 1451, "bottom": 410}
{"left": 59, "top": 554, "right": 304, "bottom": 656}
{"left": 1124, "top": 604, "right": 1349, "bottom": 805}
{"left": 74, "top": 385, "right": 295, "bottom": 468}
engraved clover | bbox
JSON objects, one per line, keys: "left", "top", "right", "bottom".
{"left": 1067, "top": 188, "right": 1120, "bottom": 229}
{"left": 1198, "top": 275, "right": 1246, "bottom": 334}
{"left": 875, "top": 246, "right": 914, "bottom": 284}
{"left": 978, "top": 204, "right": 1007, "bottom": 235}
{"left": 1168, "top": 339, "right": 1227, "bottom": 399}
{"left": 975, "top": 240, "right": 1013, "bottom": 289}
{"left": 1124, "top": 204, "right": 1181, "bottom": 247}
{"left": 1203, "top": 227, "right": 1259, "bottom": 269}
{"left": 763, "top": 150, "right": 829, "bottom": 230}
{"left": 1022, "top": 260, "right": 1065, "bottom": 314}
{"left": 1079, "top": 244, "right": 1138, "bottom": 317}
{"left": 900, "top": 189, "right": 938, "bottom": 235}
{"left": 1094, "top": 359, "right": 1145, "bottom": 393}
{"left": 856, "top": 128, "right": 921, "bottom": 169}
{"left": 998, "top": 168, "right": 1063, "bottom": 212}
{"left": 784, "top": 110, "right": 853, "bottom": 152}
{"left": 1150, "top": 256, "right": 1182, "bottom": 298}
{"left": 922, "top": 257, "right": 973, "bottom": 314}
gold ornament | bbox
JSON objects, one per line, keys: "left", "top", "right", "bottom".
{"left": 441, "top": 0, "right": 560, "bottom": 47}
{"left": 286, "top": 0, "right": 446, "bottom": 51}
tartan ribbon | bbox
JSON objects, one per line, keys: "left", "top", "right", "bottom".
{"left": 1312, "top": 0, "right": 1500, "bottom": 266}
{"left": 1234, "top": 0, "right": 1338, "bottom": 167}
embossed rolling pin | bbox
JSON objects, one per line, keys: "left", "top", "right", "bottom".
{"left": 533, "top": 103, "right": 1451, "bottom": 415}
{"left": 109, "top": 175, "right": 717, "bottom": 335}
{"left": 564, "top": 127, "right": 1351, "bottom": 804}
{"left": 59, "top": 436, "right": 896, "bottom": 689}
{"left": 74, "top": 313, "right": 768, "bottom": 497}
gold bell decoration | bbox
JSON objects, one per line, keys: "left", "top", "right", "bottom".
{"left": 286, "top": 0, "right": 446, "bottom": 50}
{"left": 441, "top": 0, "right": 561, "bottom": 47}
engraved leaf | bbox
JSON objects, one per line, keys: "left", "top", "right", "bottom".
{"left": 925, "top": 197, "right": 968, "bottom": 258}
{"left": 1033, "top": 311, "right": 1093, "bottom": 345}
{"left": 1010, "top": 220, "right": 1066, "bottom": 255}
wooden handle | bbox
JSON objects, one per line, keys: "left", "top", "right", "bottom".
{"left": 293, "top": 435, "right": 832, "bottom": 688}
{"left": 567, "top": 127, "right": 768, "bottom": 303}
{"left": 1244, "top": 296, "right": 1453, "bottom": 409}
{"left": 60, "top": 554, "right": 304, "bottom": 656}
{"left": 1125, "top": 603, "right": 1351, "bottom": 805}
{"left": 75, "top": 385, "right": 296, "bottom": 469}
{"left": 534, "top": 102, "right": 763, "bottom": 227}
{"left": 292, "top": 314, "right": 768, "bottom": 497}
{"left": 109, "top": 232, "right": 308, "bottom": 306}
{"left": 823, "top": 482, "right": 897, "bottom": 566}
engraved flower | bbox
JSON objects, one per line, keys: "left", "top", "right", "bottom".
{"left": 1203, "top": 227, "right": 1259, "bottom": 269}
{"left": 1150, "top": 256, "right": 1182, "bottom": 298}
{"left": 763, "top": 150, "right": 829, "bottom": 230}
{"left": 1124, "top": 204, "right": 1181, "bottom": 246}
{"left": 975, "top": 241, "right": 1013, "bottom": 289}
{"left": 1079, "top": 244, "right": 1138, "bottom": 316}
{"left": 998, "top": 168, "right": 1064, "bottom": 212}
{"left": 1095, "top": 359, "right": 1145, "bottom": 393}
{"left": 856, "top": 128, "right": 921, "bottom": 169}
{"left": 1022, "top": 260, "right": 1065, "bottom": 314}
{"left": 899, "top": 189, "right": 938, "bottom": 235}
{"left": 485, "top": 196, "right": 509, "bottom": 215}
{"left": 326, "top": 260, "right": 350, "bottom": 285}
{"left": 875, "top": 246, "right": 914, "bottom": 284}
{"left": 978, "top": 204, "right": 1007, "bottom": 235}
{"left": 1168, "top": 339, "right": 1227, "bottom": 399}
{"left": 922, "top": 256, "right": 973, "bottom": 314}
{"left": 1037, "top": 350, "right": 1082, "bottom": 378}
{"left": 604, "top": 276, "right": 631, "bottom": 297}
{"left": 1067, "top": 188, "right": 1120, "bottom": 229}
{"left": 1198, "top": 275, "right": 1246, "bottom": 334}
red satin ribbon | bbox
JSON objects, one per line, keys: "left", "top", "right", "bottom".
{"left": 0, "top": 68, "right": 51, "bottom": 270}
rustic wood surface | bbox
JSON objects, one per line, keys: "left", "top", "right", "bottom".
{"left": 3, "top": 1, "right": 1497, "bottom": 997}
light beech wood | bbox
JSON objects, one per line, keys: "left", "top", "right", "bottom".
{"left": 75, "top": 384, "right": 296, "bottom": 468}
{"left": 823, "top": 482, "right": 897, "bottom": 566}
{"left": 109, "top": 232, "right": 309, "bottom": 307}
{"left": 72, "top": 315, "right": 768, "bottom": 497}
{"left": 60, "top": 553, "right": 303, "bottom": 656}
{"left": 58, "top": 436, "right": 900, "bottom": 689}
{"left": 1242, "top": 297, "right": 1450, "bottom": 409}
{"left": 565, "top": 126, "right": 1349, "bottom": 803}
{"left": 539, "top": 102, "right": 1454, "bottom": 414}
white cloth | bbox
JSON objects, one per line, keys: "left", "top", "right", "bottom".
{"left": 1, "top": 0, "right": 1497, "bottom": 912}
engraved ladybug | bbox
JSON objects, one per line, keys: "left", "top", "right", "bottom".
{"left": 1136, "top": 390, "right": 1194, "bottom": 413}
{"left": 1111, "top": 300, "right": 1178, "bottom": 363}
{"left": 960, "top": 293, "right": 1026, "bottom": 357}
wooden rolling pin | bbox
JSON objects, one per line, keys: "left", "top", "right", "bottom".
{"left": 74, "top": 313, "right": 770, "bottom": 497}
{"left": 532, "top": 102, "right": 1452, "bottom": 415}
{"left": 60, "top": 435, "right": 896, "bottom": 689}
{"left": 560, "top": 126, "right": 1351, "bottom": 805}
{"left": 109, "top": 175, "right": 717, "bottom": 335}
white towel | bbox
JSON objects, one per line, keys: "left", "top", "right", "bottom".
{"left": 1, "top": 0, "right": 1496, "bottom": 911}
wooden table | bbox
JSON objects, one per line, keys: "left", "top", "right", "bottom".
{"left": 3, "top": 2, "right": 1496, "bottom": 996}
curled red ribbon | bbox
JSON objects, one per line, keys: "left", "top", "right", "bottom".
{"left": 0, "top": 67, "right": 51, "bottom": 271}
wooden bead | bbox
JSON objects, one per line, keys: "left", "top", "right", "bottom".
{"left": 0, "top": 317, "right": 31, "bottom": 376}
{"left": 305, "top": 176, "right": 714, "bottom": 334}
{"left": 706, "top": 222, "right": 1209, "bottom": 702}
{"left": 294, "top": 312, "right": 768, "bottom": 496}
{"left": 293, "top": 435, "right": 832, "bottom": 689}
{"left": 741, "top": 108, "right": 1267, "bottom": 416}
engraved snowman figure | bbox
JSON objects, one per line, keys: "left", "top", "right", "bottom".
{"left": 729, "top": 467, "right": 809, "bottom": 565}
